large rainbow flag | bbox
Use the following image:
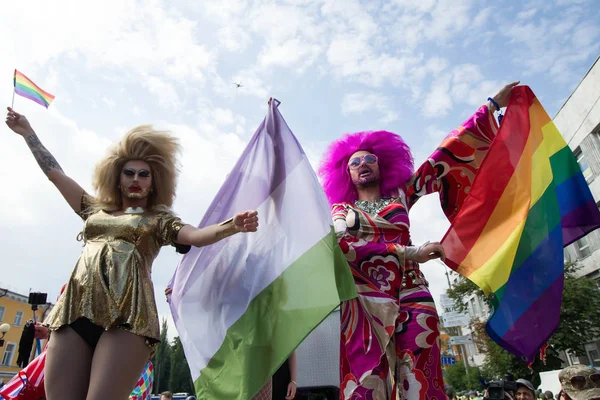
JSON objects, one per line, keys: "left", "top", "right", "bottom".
{"left": 13, "top": 69, "right": 55, "bottom": 108}
{"left": 442, "top": 86, "right": 600, "bottom": 363}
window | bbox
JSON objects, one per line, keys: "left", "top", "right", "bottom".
{"left": 589, "top": 350, "right": 600, "bottom": 366}
{"left": 577, "top": 236, "right": 591, "bottom": 258}
{"left": 569, "top": 352, "right": 581, "bottom": 365}
{"left": 470, "top": 297, "right": 480, "bottom": 317}
{"left": 13, "top": 311, "right": 23, "bottom": 326}
{"left": 1, "top": 343, "right": 15, "bottom": 366}
{"left": 0, "top": 306, "right": 4, "bottom": 321}
{"left": 576, "top": 150, "right": 593, "bottom": 183}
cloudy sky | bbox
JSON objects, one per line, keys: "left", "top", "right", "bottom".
{"left": 1, "top": 0, "right": 599, "bottom": 338}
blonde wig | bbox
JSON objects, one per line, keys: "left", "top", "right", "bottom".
{"left": 89, "top": 125, "right": 181, "bottom": 213}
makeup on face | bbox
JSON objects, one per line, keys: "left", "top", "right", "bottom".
{"left": 122, "top": 168, "right": 151, "bottom": 179}
{"left": 120, "top": 162, "right": 153, "bottom": 200}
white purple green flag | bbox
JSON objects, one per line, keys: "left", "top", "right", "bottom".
{"left": 168, "top": 99, "right": 356, "bottom": 399}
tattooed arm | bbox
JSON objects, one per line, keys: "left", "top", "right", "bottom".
{"left": 5, "top": 107, "right": 86, "bottom": 213}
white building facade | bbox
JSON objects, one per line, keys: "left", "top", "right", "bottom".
{"left": 553, "top": 55, "right": 600, "bottom": 367}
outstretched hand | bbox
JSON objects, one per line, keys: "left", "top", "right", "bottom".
{"left": 233, "top": 210, "right": 259, "bottom": 233}
{"left": 490, "top": 81, "right": 520, "bottom": 109}
{"left": 414, "top": 242, "right": 445, "bottom": 264}
{"left": 5, "top": 107, "right": 34, "bottom": 136}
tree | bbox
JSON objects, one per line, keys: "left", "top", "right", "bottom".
{"left": 446, "top": 261, "right": 600, "bottom": 384}
{"left": 470, "top": 320, "right": 563, "bottom": 387}
{"left": 153, "top": 318, "right": 172, "bottom": 394}
{"left": 444, "top": 363, "right": 484, "bottom": 392}
{"left": 169, "top": 336, "right": 195, "bottom": 395}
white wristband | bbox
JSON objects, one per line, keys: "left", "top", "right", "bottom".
{"left": 404, "top": 241, "right": 430, "bottom": 261}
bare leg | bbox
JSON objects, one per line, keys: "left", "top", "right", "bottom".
{"left": 45, "top": 327, "right": 94, "bottom": 400}
{"left": 86, "top": 329, "right": 150, "bottom": 400}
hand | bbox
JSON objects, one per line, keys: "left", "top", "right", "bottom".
{"left": 489, "top": 81, "right": 520, "bottom": 109}
{"left": 34, "top": 322, "right": 49, "bottom": 340}
{"left": 5, "top": 107, "right": 34, "bottom": 136}
{"left": 165, "top": 287, "right": 172, "bottom": 302}
{"left": 286, "top": 381, "right": 297, "bottom": 399}
{"left": 413, "top": 242, "right": 445, "bottom": 263}
{"left": 233, "top": 210, "right": 259, "bottom": 233}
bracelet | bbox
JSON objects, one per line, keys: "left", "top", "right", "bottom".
{"left": 290, "top": 380, "right": 297, "bottom": 385}
{"left": 216, "top": 218, "right": 238, "bottom": 239}
{"left": 487, "top": 97, "right": 500, "bottom": 112}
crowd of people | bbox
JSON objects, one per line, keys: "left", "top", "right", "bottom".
{"left": 443, "top": 365, "right": 600, "bottom": 400}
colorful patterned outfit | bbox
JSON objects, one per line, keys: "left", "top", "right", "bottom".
{"left": 334, "top": 106, "right": 498, "bottom": 400}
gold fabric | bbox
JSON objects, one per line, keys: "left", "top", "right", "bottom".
{"left": 45, "top": 207, "right": 185, "bottom": 344}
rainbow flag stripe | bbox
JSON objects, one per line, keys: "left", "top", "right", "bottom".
{"left": 13, "top": 69, "right": 55, "bottom": 108}
{"left": 442, "top": 86, "right": 600, "bottom": 363}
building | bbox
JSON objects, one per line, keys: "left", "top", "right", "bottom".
{"left": 553, "top": 55, "right": 600, "bottom": 367}
{"left": 440, "top": 271, "right": 489, "bottom": 368}
{"left": 0, "top": 289, "right": 53, "bottom": 384}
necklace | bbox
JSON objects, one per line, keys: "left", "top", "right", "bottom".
{"left": 354, "top": 198, "right": 395, "bottom": 214}
{"left": 123, "top": 207, "right": 145, "bottom": 214}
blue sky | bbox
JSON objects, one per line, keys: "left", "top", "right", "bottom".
{"left": 1, "top": 0, "right": 599, "bottom": 334}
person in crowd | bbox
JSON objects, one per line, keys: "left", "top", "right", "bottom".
{"left": 558, "top": 364, "right": 600, "bottom": 400}
{"left": 318, "top": 82, "right": 518, "bottom": 399}
{"left": 5, "top": 107, "right": 259, "bottom": 400}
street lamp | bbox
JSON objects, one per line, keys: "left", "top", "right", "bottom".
{"left": 0, "top": 323, "right": 10, "bottom": 347}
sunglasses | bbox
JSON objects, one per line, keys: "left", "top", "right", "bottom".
{"left": 123, "top": 168, "right": 151, "bottom": 178}
{"left": 570, "top": 374, "right": 600, "bottom": 390}
{"left": 348, "top": 154, "right": 378, "bottom": 170}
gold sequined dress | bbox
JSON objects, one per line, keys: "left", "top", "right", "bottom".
{"left": 44, "top": 206, "right": 185, "bottom": 344}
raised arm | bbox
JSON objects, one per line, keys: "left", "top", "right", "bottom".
{"left": 405, "top": 82, "right": 519, "bottom": 222}
{"left": 5, "top": 107, "right": 86, "bottom": 213}
{"left": 175, "top": 210, "right": 259, "bottom": 248}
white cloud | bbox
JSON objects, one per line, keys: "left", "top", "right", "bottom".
{"left": 144, "top": 75, "right": 181, "bottom": 109}
{"left": 102, "top": 97, "right": 116, "bottom": 109}
{"left": 257, "top": 39, "right": 322, "bottom": 70}
{"left": 423, "top": 73, "right": 453, "bottom": 117}
{"left": 517, "top": 8, "right": 538, "bottom": 20}
{"left": 502, "top": 7, "right": 600, "bottom": 82}
{"left": 341, "top": 92, "right": 399, "bottom": 124}
{"left": 474, "top": 7, "right": 494, "bottom": 27}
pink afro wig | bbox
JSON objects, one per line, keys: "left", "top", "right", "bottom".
{"left": 318, "top": 130, "right": 414, "bottom": 205}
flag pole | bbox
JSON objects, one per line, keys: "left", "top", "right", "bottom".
{"left": 12, "top": 69, "right": 16, "bottom": 109}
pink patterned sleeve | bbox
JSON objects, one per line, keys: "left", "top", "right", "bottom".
{"left": 332, "top": 204, "right": 406, "bottom": 266}
{"left": 405, "top": 105, "right": 499, "bottom": 223}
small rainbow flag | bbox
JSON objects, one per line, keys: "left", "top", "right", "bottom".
{"left": 129, "top": 361, "right": 154, "bottom": 400}
{"left": 13, "top": 69, "right": 55, "bottom": 108}
{"left": 442, "top": 86, "right": 600, "bottom": 363}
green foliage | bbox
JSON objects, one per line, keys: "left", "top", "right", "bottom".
{"left": 551, "top": 261, "right": 600, "bottom": 355}
{"left": 152, "top": 318, "right": 172, "bottom": 394}
{"left": 447, "top": 261, "right": 600, "bottom": 388}
{"left": 444, "top": 363, "right": 484, "bottom": 392}
{"left": 446, "top": 261, "right": 600, "bottom": 356}
{"left": 472, "top": 320, "right": 563, "bottom": 387}
{"left": 168, "top": 336, "right": 195, "bottom": 395}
